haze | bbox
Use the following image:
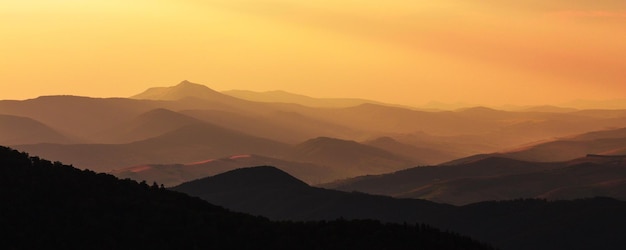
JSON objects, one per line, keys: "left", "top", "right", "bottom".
{"left": 2, "top": 0, "right": 625, "bottom": 107}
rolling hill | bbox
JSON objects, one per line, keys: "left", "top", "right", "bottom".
{"left": 445, "top": 126, "right": 626, "bottom": 165}
{"left": 285, "top": 137, "right": 417, "bottom": 177}
{"left": 363, "top": 136, "right": 458, "bottom": 165}
{"left": 0, "top": 114, "right": 75, "bottom": 145}
{"left": 14, "top": 123, "right": 289, "bottom": 172}
{"left": 94, "top": 108, "right": 204, "bottom": 143}
{"left": 111, "top": 154, "right": 338, "bottom": 187}
{"left": 324, "top": 155, "right": 626, "bottom": 205}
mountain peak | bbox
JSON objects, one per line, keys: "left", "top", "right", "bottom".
{"left": 176, "top": 80, "right": 204, "bottom": 88}
{"left": 131, "top": 80, "right": 228, "bottom": 101}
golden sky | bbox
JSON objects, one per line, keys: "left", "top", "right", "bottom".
{"left": 1, "top": 0, "right": 625, "bottom": 107}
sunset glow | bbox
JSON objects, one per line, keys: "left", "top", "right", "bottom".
{"left": 2, "top": 0, "right": 625, "bottom": 106}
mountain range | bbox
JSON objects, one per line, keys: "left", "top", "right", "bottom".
{"left": 3, "top": 80, "right": 626, "bottom": 199}
{"left": 4, "top": 80, "right": 626, "bottom": 249}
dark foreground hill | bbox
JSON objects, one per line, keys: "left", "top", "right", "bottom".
{"left": 0, "top": 146, "right": 493, "bottom": 250}
{"left": 174, "top": 166, "right": 626, "bottom": 250}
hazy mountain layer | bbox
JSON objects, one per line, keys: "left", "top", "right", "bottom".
{"left": 324, "top": 155, "right": 626, "bottom": 205}
{"left": 4, "top": 81, "right": 626, "bottom": 181}
{"left": 445, "top": 126, "right": 626, "bottom": 165}
{"left": 223, "top": 89, "right": 406, "bottom": 108}
{"left": 14, "top": 123, "right": 289, "bottom": 172}
{"left": 284, "top": 137, "right": 417, "bottom": 177}
{"left": 0, "top": 114, "right": 75, "bottom": 145}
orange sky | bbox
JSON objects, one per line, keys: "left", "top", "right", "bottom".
{"left": 1, "top": 0, "right": 625, "bottom": 107}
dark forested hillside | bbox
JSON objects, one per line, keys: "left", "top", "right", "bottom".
{"left": 0, "top": 146, "right": 494, "bottom": 250}
{"left": 175, "top": 166, "right": 626, "bottom": 250}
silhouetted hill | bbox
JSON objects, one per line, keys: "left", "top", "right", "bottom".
{"left": 111, "top": 154, "right": 338, "bottom": 187}
{"left": 285, "top": 137, "right": 417, "bottom": 177}
{"left": 14, "top": 123, "right": 289, "bottom": 172}
{"left": 0, "top": 114, "right": 75, "bottom": 145}
{"left": 1, "top": 146, "right": 495, "bottom": 250}
{"left": 174, "top": 166, "right": 626, "bottom": 250}
{"left": 173, "top": 166, "right": 452, "bottom": 222}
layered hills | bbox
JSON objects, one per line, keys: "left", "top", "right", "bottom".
{"left": 324, "top": 155, "right": 626, "bottom": 205}
{"left": 112, "top": 154, "right": 337, "bottom": 187}
{"left": 4, "top": 80, "right": 626, "bottom": 186}
{"left": 173, "top": 166, "right": 626, "bottom": 250}
{"left": 1, "top": 146, "right": 493, "bottom": 250}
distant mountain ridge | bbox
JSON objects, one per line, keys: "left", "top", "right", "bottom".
{"left": 444, "top": 126, "right": 626, "bottom": 165}
{"left": 323, "top": 155, "right": 626, "bottom": 205}
{"left": 223, "top": 89, "right": 412, "bottom": 108}
{"left": 285, "top": 137, "right": 417, "bottom": 177}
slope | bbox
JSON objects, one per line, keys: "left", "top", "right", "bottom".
{"left": 14, "top": 123, "right": 289, "bottom": 172}
{"left": 444, "top": 126, "right": 626, "bottom": 165}
{"left": 325, "top": 155, "right": 626, "bottom": 205}
{"left": 172, "top": 166, "right": 451, "bottom": 222}
{"left": 323, "top": 157, "right": 562, "bottom": 199}
{"left": 94, "top": 108, "right": 204, "bottom": 143}
{"left": 111, "top": 154, "right": 338, "bottom": 187}
{"left": 0, "top": 114, "right": 75, "bottom": 145}
{"left": 174, "top": 166, "right": 626, "bottom": 250}
{"left": 0, "top": 146, "right": 494, "bottom": 250}
{"left": 363, "top": 136, "right": 458, "bottom": 165}
{"left": 285, "top": 137, "right": 417, "bottom": 178}
{"left": 133, "top": 80, "right": 237, "bottom": 102}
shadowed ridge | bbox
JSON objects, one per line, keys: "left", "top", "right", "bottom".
{"left": 110, "top": 154, "right": 337, "bottom": 187}
{"left": 175, "top": 166, "right": 310, "bottom": 194}
{"left": 172, "top": 165, "right": 453, "bottom": 223}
